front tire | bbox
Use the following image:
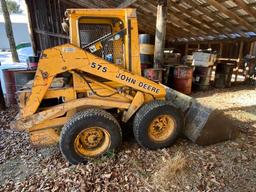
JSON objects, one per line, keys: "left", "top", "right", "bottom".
{"left": 133, "top": 100, "right": 183, "bottom": 149}
{"left": 60, "top": 108, "right": 122, "bottom": 164}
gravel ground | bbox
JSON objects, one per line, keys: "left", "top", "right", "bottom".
{"left": 0, "top": 84, "right": 255, "bottom": 192}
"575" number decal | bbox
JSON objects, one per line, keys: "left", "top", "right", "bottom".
{"left": 90, "top": 62, "right": 107, "bottom": 72}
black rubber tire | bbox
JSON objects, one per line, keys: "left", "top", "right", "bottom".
{"left": 133, "top": 100, "right": 183, "bottom": 150}
{"left": 60, "top": 108, "right": 122, "bottom": 165}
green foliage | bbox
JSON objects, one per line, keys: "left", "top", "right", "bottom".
{"left": 0, "top": 0, "right": 22, "bottom": 14}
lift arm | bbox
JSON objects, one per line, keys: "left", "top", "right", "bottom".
{"left": 21, "top": 43, "right": 166, "bottom": 118}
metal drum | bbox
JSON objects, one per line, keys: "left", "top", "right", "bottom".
{"left": 193, "top": 66, "right": 212, "bottom": 91}
{"left": 214, "top": 63, "right": 235, "bottom": 88}
{"left": 3, "top": 69, "right": 16, "bottom": 105}
{"left": 3, "top": 69, "right": 35, "bottom": 106}
{"left": 139, "top": 34, "right": 154, "bottom": 71}
{"left": 173, "top": 65, "right": 193, "bottom": 95}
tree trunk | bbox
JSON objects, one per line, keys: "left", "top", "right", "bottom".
{"left": 0, "top": 0, "right": 20, "bottom": 62}
{"left": 0, "top": 80, "right": 6, "bottom": 110}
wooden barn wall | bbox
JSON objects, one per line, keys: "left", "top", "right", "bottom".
{"left": 25, "top": 0, "right": 78, "bottom": 55}
{"left": 169, "top": 40, "right": 255, "bottom": 59}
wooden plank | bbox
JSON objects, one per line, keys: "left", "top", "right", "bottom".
{"left": 136, "top": 11, "right": 190, "bottom": 38}
{"left": 233, "top": 0, "right": 256, "bottom": 19}
{"left": 169, "top": 1, "right": 233, "bottom": 38}
{"left": 167, "top": 6, "right": 219, "bottom": 36}
{"left": 118, "top": 0, "right": 137, "bottom": 8}
{"left": 153, "top": 0, "right": 167, "bottom": 68}
{"left": 141, "top": 0, "right": 205, "bottom": 37}
{"left": 183, "top": 0, "right": 248, "bottom": 37}
{"left": 174, "top": 35, "right": 256, "bottom": 44}
{"left": 206, "top": 0, "right": 256, "bottom": 32}
{"left": 135, "top": 1, "right": 201, "bottom": 38}
{"left": 24, "top": 0, "right": 37, "bottom": 54}
{"left": 217, "top": 58, "right": 239, "bottom": 62}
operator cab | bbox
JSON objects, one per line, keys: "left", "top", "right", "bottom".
{"left": 62, "top": 9, "right": 141, "bottom": 75}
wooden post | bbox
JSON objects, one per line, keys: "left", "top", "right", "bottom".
{"left": 235, "top": 41, "right": 244, "bottom": 82}
{"left": 153, "top": 0, "right": 168, "bottom": 68}
{"left": 25, "top": 0, "right": 37, "bottom": 55}
{"left": 208, "top": 42, "right": 212, "bottom": 49}
{"left": 219, "top": 42, "right": 223, "bottom": 57}
{"left": 185, "top": 43, "right": 189, "bottom": 56}
{"left": 249, "top": 41, "right": 256, "bottom": 56}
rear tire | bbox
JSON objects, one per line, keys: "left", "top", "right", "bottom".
{"left": 133, "top": 100, "right": 183, "bottom": 149}
{"left": 60, "top": 108, "right": 122, "bottom": 164}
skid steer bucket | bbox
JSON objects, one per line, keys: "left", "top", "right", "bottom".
{"left": 165, "top": 87, "right": 238, "bottom": 146}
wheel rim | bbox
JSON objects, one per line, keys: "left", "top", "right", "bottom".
{"left": 74, "top": 127, "right": 111, "bottom": 157}
{"left": 148, "top": 115, "right": 176, "bottom": 142}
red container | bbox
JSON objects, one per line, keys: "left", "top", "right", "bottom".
{"left": 144, "top": 68, "right": 163, "bottom": 82}
{"left": 173, "top": 65, "right": 193, "bottom": 95}
{"left": 3, "top": 70, "right": 16, "bottom": 106}
{"left": 3, "top": 69, "right": 35, "bottom": 106}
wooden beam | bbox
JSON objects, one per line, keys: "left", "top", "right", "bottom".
{"left": 233, "top": 0, "right": 256, "bottom": 19}
{"left": 173, "top": 35, "right": 256, "bottom": 44}
{"left": 153, "top": 0, "right": 167, "bottom": 68}
{"left": 167, "top": 6, "right": 219, "bottom": 36}
{"left": 169, "top": 1, "right": 233, "bottom": 38}
{"left": 68, "top": 0, "right": 112, "bottom": 8}
{"left": 183, "top": 0, "right": 248, "bottom": 37}
{"left": 141, "top": 0, "right": 206, "bottom": 37}
{"left": 169, "top": 14, "right": 206, "bottom": 36}
{"left": 206, "top": 0, "right": 256, "bottom": 32}
{"left": 134, "top": 4, "right": 191, "bottom": 38}
{"left": 118, "top": 0, "right": 137, "bottom": 8}
{"left": 25, "top": 0, "right": 37, "bottom": 54}
{"left": 60, "top": 0, "right": 81, "bottom": 7}
{"left": 136, "top": 11, "right": 192, "bottom": 38}
{"left": 137, "top": 4, "right": 190, "bottom": 39}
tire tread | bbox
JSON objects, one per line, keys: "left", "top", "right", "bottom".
{"left": 60, "top": 108, "right": 121, "bottom": 164}
{"left": 133, "top": 100, "right": 183, "bottom": 149}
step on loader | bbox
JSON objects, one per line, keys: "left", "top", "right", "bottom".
{"left": 12, "top": 9, "right": 237, "bottom": 164}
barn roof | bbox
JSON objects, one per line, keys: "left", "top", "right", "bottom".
{"left": 25, "top": 0, "right": 256, "bottom": 53}
{"left": 67, "top": 0, "right": 256, "bottom": 42}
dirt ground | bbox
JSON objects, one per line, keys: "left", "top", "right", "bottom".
{"left": 0, "top": 84, "right": 255, "bottom": 192}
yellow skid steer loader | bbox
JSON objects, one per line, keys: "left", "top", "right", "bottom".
{"left": 12, "top": 9, "right": 236, "bottom": 164}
